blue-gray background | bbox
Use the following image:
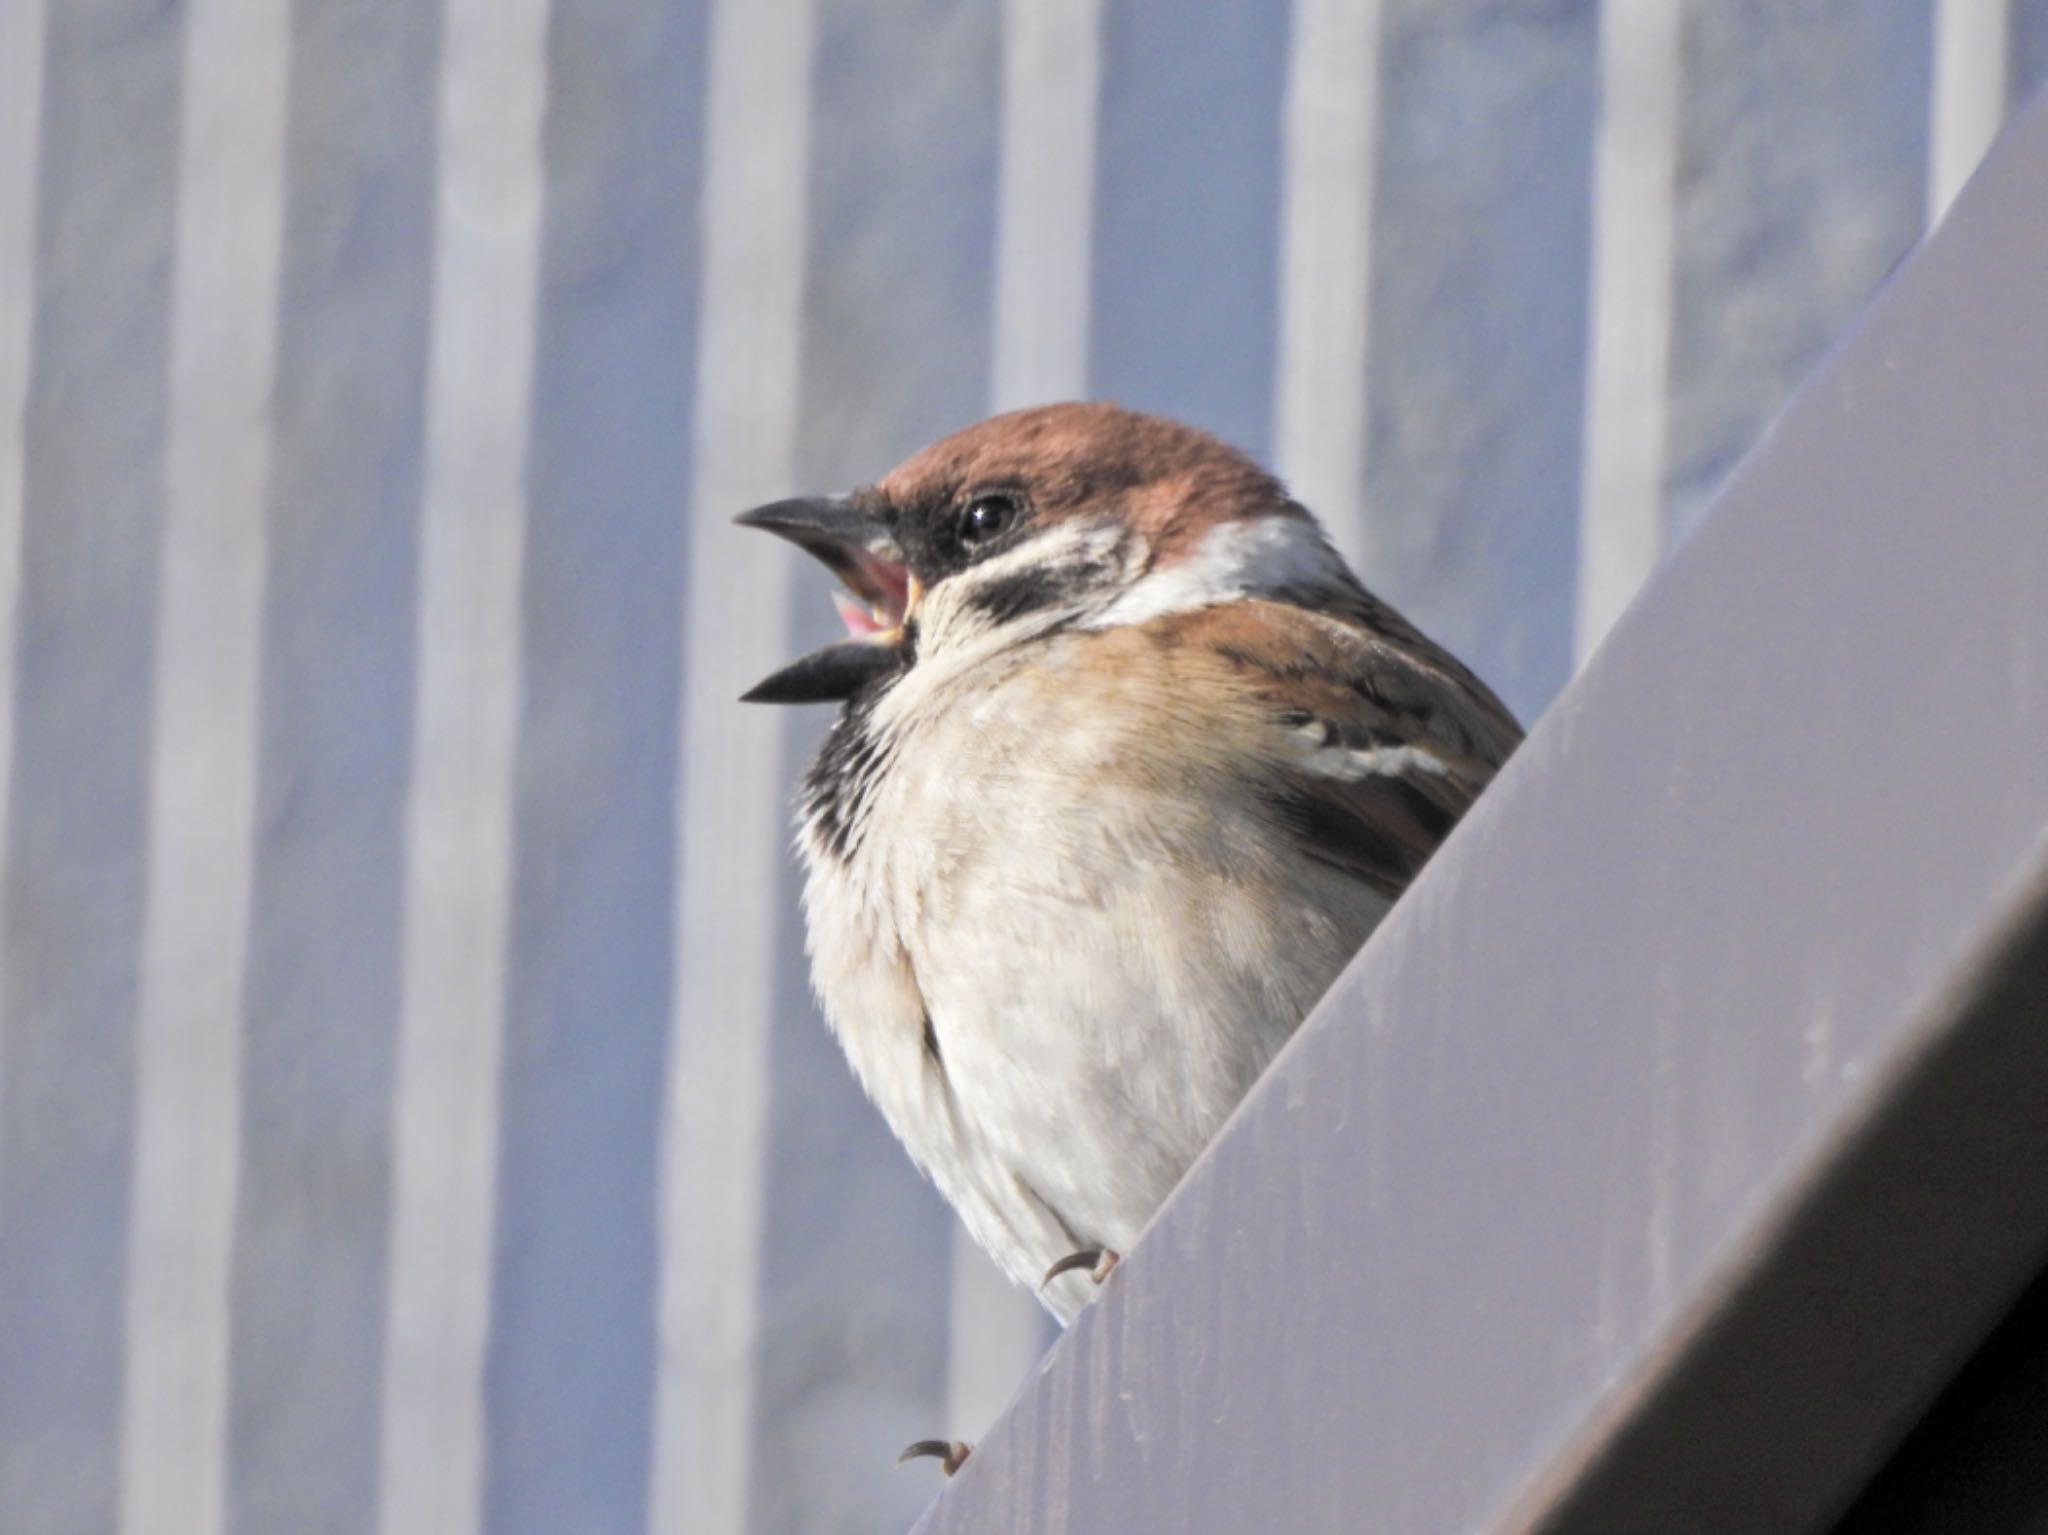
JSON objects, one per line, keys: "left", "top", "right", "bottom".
{"left": 0, "top": 2, "right": 2036, "bottom": 1532}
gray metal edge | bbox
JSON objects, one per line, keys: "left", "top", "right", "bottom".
{"left": 912, "top": 89, "right": 2048, "bottom": 1535}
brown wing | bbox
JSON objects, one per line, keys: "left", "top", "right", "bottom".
{"left": 1148, "top": 598, "right": 1523, "bottom": 898}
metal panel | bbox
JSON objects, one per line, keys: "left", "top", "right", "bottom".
{"left": 913, "top": 87, "right": 2048, "bottom": 1535}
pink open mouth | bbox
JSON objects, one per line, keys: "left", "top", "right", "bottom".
{"left": 831, "top": 546, "right": 912, "bottom": 638}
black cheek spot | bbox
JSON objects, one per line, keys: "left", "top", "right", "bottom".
{"left": 964, "top": 566, "right": 1072, "bottom": 626}
{"left": 921, "top": 1013, "right": 942, "bottom": 1067}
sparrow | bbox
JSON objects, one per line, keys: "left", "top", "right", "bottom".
{"left": 740, "top": 402, "right": 1520, "bottom": 1349}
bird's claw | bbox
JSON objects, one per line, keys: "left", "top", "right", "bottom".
{"left": 898, "top": 1438, "right": 973, "bottom": 1476}
{"left": 1040, "top": 1247, "right": 1120, "bottom": 1289}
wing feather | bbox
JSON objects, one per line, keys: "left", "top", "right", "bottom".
{"left": 1148, "top": 599, "right": 1522, "bottom": 897}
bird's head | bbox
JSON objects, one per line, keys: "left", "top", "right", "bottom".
{"left": 737, "top": 402, "right": 1362, "bottom": 705}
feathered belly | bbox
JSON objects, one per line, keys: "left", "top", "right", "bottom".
{"left": 803, "top": 788, "right": 1384, "bottom": 1319}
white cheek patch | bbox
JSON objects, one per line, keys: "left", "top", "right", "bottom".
{"left": 1081, "top": 514, "right": 1354, "bottom": 630}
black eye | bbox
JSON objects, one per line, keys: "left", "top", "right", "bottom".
{"left": 957, "top": 491, "right": 1019, "bottom": 549}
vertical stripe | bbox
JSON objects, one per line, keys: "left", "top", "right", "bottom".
{"left": 377, "top": 0, "right": 548, "bottom": 1531}
{"left": 1274, "top": 0, "right": 1384, "bottom": 563}
{"left": 655, "top": 3, "right": 815, "bottom": 1530}
{"left": 945, "top": 1237, "right": 1049, "bottom": 1447}
{"left": 227, "top": 1, "right": 442, "bottom": 1526}
{"left": 651, "top": 0, "right": 815, "bottom": 1527}
{"left": 989, "top": 0, "right": 1103, "bottom": 411}
{"left": 118, "top": 0, "right": 290, "bottom": 1528}
{"left": 0, "top": 0, "right": 46, "bottom": 1062}
{"left": 752, "top": 2, "right": 998, "bottom": 1528}
{"left": 1929, "top": 0, "right": 2012, "bottom": 219}
{"left": 1661, "top": 4, "right": 1931, "bottom": 543}
{"left": 485, "top": 0, "right": 704, "bottom": 1528}
{"left": 1575, "top": 0, "right": 1680, "bottom": 666}
{"left": 2016, "top": 0, "right": 2048, "bottom": 99}
{"left": 1358, "top": 1, "right": 1596, "bottom": 722}
{"left": 0, "top": 5, "right": 183, "bottom": 1530}
{"left": 1087, "top": 2, "right": 1291, "bottom": 458}
{"left": 939, "top": 0, "right": 1108, "bottom": 1450}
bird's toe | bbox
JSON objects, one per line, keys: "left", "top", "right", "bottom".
{"left": 898, "top": 1438, "right": 973, "bottom": 1477}
{"left": 1040, "top": 1247, "right": 1120, "bottom": 1288}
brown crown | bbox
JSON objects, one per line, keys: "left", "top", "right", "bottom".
{"left": 876, "top": 403, "right": 1303, "bottom": 563}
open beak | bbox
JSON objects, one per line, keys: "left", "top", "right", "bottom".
{"left": 736, "top": 495, "right": 919, "bottom": 704}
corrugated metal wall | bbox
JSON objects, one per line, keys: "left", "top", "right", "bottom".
{"left": 0, "top": 3, "right": 2034, "bottom": 1531}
